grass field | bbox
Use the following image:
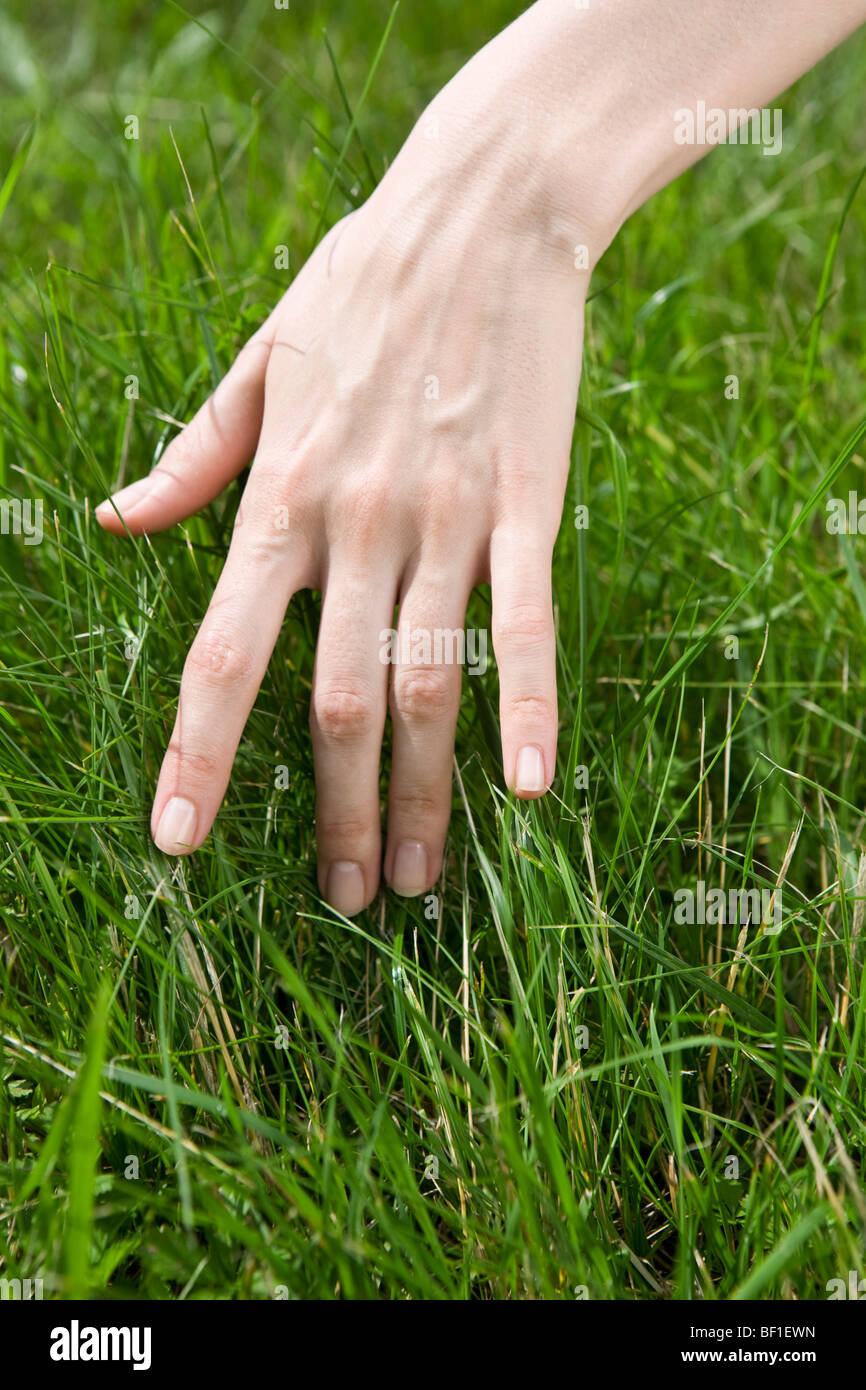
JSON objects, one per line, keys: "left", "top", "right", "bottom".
{"left": 2, "top": 1, "right": 866, "bottom": 1300}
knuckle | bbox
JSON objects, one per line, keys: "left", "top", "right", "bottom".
{"left": 185, "top": 626, "right": 255, "bottom": 687}
{"left": 391, "top": 664, "right": 454, "bottom": 722}
{"left": 497, "top": 449, "right": 546, "bottom": 500}
{"left": 231, "top": 503, "right": 291, "bottom": 560}
{"left": 340, "top": 480, "right": 391, "bottom": 546}
{"left": 505, "top": 693, "right": 556, "bottom": 726}
{"left": 312, "top": 684, "right": 377, "bottom": 741}
{"left": 243, "top": 469, "right": 313, "bottom": 544}
{"left": 389, "top": 788, "right": 445, "bottom": 822}
{"left": 165, "top": 741, "right": 222, "bottom": 780}
{"left": 493, "top": 601, "right": 551, "bottom": 649}
{"left": 315, "top": 812, "right": 371, "bottom": 845}
{"left": 236, "top": 530, "right": 285, "bottom": 566}
{"left": 419, "top": 475, "right": 464, "bottom": 528}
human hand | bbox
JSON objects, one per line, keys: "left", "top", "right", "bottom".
{"left": 97, "top": 0, "right": 866, "bottom": 915}
{"left": 96, "top": 130, "right": 593, "bottom": 915}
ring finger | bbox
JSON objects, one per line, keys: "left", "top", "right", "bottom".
{"left": 384, "top": 557, "right": 477, "bottom": 897}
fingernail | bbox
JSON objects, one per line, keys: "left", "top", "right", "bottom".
{"left": 515, "top": 745, "right": 546, "bottom": 795}
{"left": 391, "top": 840, "right": 428, "bottom": 897}
{"left": 326, "top": 861, "right": 366, "bottom": 916}
{"left": 95, "top": 475, "right": 155, "bottom": 521}
{"left": 154, "top": 796, "right": 198, "bottom": 854}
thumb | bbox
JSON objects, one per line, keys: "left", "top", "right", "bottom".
{"left": 96, "top": 316, "right": 276, "bottom": 536}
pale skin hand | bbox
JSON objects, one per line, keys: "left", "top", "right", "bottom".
{"left": 96, "top": 148, "right": 589, "bottom": 916}
{"left": 97, "top": 0, "right": 866, "bottom": 916}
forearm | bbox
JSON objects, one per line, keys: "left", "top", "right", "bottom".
{"left": 374, "top": 0, "right": 866, "bottom": 271}
{"left": 530, "top": 0, "right": 866, "bottom": 247}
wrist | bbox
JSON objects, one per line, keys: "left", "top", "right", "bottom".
{"left": 373, "top": 5, "right": 637, "bottom": 282}
{"left": 502, "top": 0, "right": 866, "bottom": 249}
{"left": 384, "top": 0, "right": 866, "bottom": 282}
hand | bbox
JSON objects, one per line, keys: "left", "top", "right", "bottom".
{"left": 98, "top": 0, "right": 866, "bottom": 915}
{"left": 96, "top": 40, "right": 596, "bottom": 916}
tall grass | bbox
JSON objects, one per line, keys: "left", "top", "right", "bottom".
{"left": 1, "top": 0, "right": 866, "bottom": 1299}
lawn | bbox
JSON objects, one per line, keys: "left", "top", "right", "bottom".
{"left": 2, "top": 0, "right": 866, "bottom": 1300}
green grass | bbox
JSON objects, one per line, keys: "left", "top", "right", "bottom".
{"left": 2, "top": 0, "right": 866, "bottom": 1300}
